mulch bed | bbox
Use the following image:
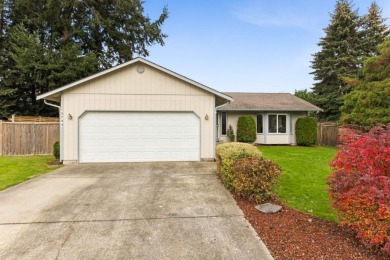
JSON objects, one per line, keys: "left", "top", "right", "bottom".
{"left": 233, "top": 194, "right": 389, "bottom": 260}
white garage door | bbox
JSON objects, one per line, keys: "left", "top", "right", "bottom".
{"left": 79, "top": 112, "right": 200, "bottom": 163}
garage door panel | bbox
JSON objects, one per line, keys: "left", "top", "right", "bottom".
{"left": 79, "top": 112, "right": 200, "bottom": 163}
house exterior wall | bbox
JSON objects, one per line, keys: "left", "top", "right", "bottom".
{"left": 217, "top": 111, "right": 307, "bottom": 145}
{"left": 61, "top": 62, "right": 215, "bottom": 163}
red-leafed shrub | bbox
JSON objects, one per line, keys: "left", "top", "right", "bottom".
{"left": 327, "top": 126, "right": 390, "bottom": 254}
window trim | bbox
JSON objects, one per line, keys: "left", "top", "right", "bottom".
{"left": 256, "top": 114, "right": 263, "bottom": 134}
{"left": 268, "top": 114, "right": 287, "bottom": 134}
{"left": 221, "top": 112, "right": 227, "bottom": 136}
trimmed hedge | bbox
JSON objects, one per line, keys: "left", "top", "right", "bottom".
{"left": 233, "top": 157, "right": 282, "bottom": 203}
{"left": 296, "top": 117, "right": 317, "bottom": 146}
{"left": 53, "top": 141, "right": 60, "bottom": 159}
{"left": 216, "top": 142, "right": 261, "bottom": 190}
{"left": 236, "top": 116, "right": 256, "bottom": 143}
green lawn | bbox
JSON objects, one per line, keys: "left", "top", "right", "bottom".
{"left": 0, "top": 155, "right": 61, "bottom": 191}
{"left": 259, "top": 146, "right": 338, "bottom": 221}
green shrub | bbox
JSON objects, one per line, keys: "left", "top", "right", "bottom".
{"left": 236, "top": 116, "right": 256, "bottom": 143}
{"left": 296, "top": 117, "right": 317, "bottom": 146}
{"left": 216, "top": 142, "right": 261, "bottom": 190}
{"left": 53, "top": 141, "right": 60, "bottom": 159}
{"left": 227, "top": 125, "right": 235, "bottom": 142}
{"left": 233, "top": 157, "right": 282, "bottom": 203}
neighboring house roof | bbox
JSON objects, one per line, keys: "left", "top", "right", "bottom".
{"left": 36, "top": 57, "right": 233, "bottom": 105}
{"left": 218, "top": 92, "right": 322, "bottom": 112}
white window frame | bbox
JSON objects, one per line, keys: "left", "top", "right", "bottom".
{"left": 268, "top": 114, "right": 287, "bottom": 134}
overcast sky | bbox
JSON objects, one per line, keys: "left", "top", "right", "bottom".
{"left": 143, "top": 0, "right": 390, "bottom": 93}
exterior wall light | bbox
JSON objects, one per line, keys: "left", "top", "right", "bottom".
{"left": 205, "top": 114, "right": 209, "bottom": 120}
{"left": 68, "top": 113, "right": 73, "bottom": 120}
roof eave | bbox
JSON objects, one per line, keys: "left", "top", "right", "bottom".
{"left": 216, "top": 108, "right": 322, "bottom": 112}
{"left": 37, "top": 58, "right": 142, "bottom": 101}
{"left": 36, "top": 57, "right": 233, "bottom": 103}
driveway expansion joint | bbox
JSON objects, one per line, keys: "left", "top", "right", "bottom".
{"left": 45, "top": 173, "right": 218, "bottom": 179}
{"left": 0, "top": 214, "right": 245, "bottom": 226}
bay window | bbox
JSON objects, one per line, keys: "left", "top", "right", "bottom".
{"left": 268, "top": 114, "right": 287, "bottom": 133}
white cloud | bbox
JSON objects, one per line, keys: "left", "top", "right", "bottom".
{"left": 231, "top": 1, "right": 325, "bottom": 32}
{"left": 234, "top": 9, "right": 305, "bottom": 29}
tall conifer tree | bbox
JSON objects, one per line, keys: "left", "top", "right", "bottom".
{"left": 0, "top": 0, "right": 168, "bottom": 116}
{"left": 361, "top": 1, "right": 389, "bottom": 57}
{"left": 341, "top": 38, "right": 390, "bottom": 128}
{"left": 311, "top": 0, "right": 362, "bottom": 121}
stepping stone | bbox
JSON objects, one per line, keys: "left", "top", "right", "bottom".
{"left": 255, "top": 203, "right": 282, "bottom": 214}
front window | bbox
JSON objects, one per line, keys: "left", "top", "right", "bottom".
{"left": 221, "top": 112, "right": 227, "bottom": 136}
{"left": 268, "top": 114, "right": 287, "bottom": 133}
{"left": 269, "top": 115, "right": 277, "bottom": 133}
{"left": 256, "top": 114, "right": 263, "bottom": 134}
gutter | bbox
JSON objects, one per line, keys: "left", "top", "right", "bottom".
{"left": 215, "top": 101, "right": 231, "bottom": 110}
{"left": 44, "top": 100, "right": 61, "bottom": 109}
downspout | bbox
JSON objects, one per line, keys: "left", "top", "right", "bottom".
{"left": 44, "top": 99, "right": 62, "bottom": 161}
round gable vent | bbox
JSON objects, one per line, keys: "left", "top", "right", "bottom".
{"left": 137, "top": 65, "right": 145, "bottom": 74}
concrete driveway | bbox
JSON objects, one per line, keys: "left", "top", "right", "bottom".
{"left": 0, "top": 162, "right": 273, "bottom": 260}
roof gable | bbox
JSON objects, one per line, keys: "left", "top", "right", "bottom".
{"left": 217, "top": 92, "right": 322, "bottom": 112}
{"left": 37, "top": 57, "right": 233, "bottom": 105}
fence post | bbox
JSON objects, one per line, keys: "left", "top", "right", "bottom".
{"left": 11, "top": 114, "right": 15, "bottom": 123}
{"left": 0, "top": 120, "right": 3, "bottom": 156}
{"left": 32, "top": 123, "right": 36, "bottom": 155}
{"left": 317, "top": 123, "right": 320, "bottom": 146}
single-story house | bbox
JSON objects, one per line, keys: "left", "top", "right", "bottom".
{"left": 216, "top": 93, "right": 321, "bottom": 145}
{"left": 37, "top": 58, "right": 321, "bottom": 164}
{"left": 37, "top": 58, "right": 233, "bottom": 164}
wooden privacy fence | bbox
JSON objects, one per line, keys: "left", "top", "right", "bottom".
{"left": 0, "top": 121, "right": 59, "bottom": 156}
{"left": 317, "top": 122, "right": 339, "bottom": 147}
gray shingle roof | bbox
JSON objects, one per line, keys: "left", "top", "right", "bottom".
{"left": 217, "top": 92, "right": 322, "bottom": 111}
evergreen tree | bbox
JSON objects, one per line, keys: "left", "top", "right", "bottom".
{"left": 4, "top": 24, "right": 98, "bottom": 115}
{"left": 294, "top": 89, "right": 317, "bottom": 117}
{"left": 360, "top": 1, "right": 390, "bottom": 57}
{"left": 341, "top": 38, "right": 390, "bottom": 129}
{"left": 294, "top": 89, "right": 315, "bottom": 104}
{"left": 311, "top": 0, "right": 362, "bottom": 121}
{"left": 0, "top": 0, "right": 168, "bottom": 116}
{"left": 0, "top": 0, "right": 15, "bottom": 117}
